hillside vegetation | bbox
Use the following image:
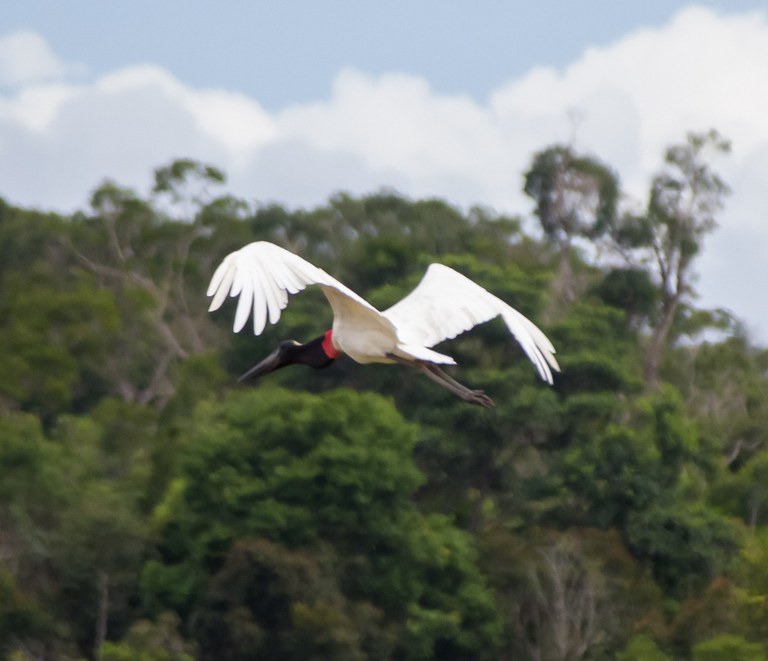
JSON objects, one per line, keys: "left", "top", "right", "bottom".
{"left": 2, "top": 133, "right": 768, "bottom": 660}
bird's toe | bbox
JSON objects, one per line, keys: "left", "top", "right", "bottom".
{"left": 467, "top": 390, "right": 495, "bottom": 408}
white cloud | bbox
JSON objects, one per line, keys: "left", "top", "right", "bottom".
{"left": 279, "top": 70, "right": 501, "bottom": 176}
{"left": 95, "top": 66, "right": 277, "bottom": 162}
{"left": 0, "top": 63, "right": 277, "bottom": 210}
{"left": 0, "top": 7, "right": 767, "bottom": 338}
{"left": 490, "top": 6, "right": 768, "bottom": 200}
{"left": 0, "top": 82, "right": 78, "bottom": 131}
{"left": 0, "top": 31, "right": 85, "bottom": 86}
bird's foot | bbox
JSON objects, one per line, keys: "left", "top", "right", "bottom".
{"left": 464, "top": 389, "right": 495, "bottom": 408}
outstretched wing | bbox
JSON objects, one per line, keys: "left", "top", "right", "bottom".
{"left": 383, "top": 264, "right": 560, "bottom": 383}
{"left": 207, "top": 241, "right": 380, "bottom": 334}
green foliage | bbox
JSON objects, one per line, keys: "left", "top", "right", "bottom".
{"left": 616, "top": 635, "right": 673, "bottom": 661}
{"left": 0, "top": 568, "right": 52, "bottom": 657}
{"left": 524, "top": 144, "right": 619, "bottom": 243}
{"left": 692, "top": 634, "right": 765, "bottom": 661}
{"left": 101, "top": 612, "right": 195, "bottom": 661}
{"left": 670, "top": 578, "right": 768, "bottom": 658}
{"left": 0, "top": 142, "right": 764, "bottom": 659}
{"left": 175, "top": 387, "right": 422, "bottom": 549}
{"left": 734, "top": 528, "right": 768, "bottom": 596}
{"left": 625, "top": 501, "right": 741, "bottom": 595}
{"left": 524, "top": 144, "right": 619, "bottom": 303}
{"left": 480, "top": 527, "right": 664, "bottom": 660}
{"left": 153, "top": 158, "right": 226, "bottom": 213}
{"left": 0, "top": 269, "right": 120, "bottom": 418}
{"left": 595, "top": 267, "right": 657, "bottom": 325}
{"left": 0, "top": 414, "right": 65, "bottom": 581}
{"left": 193, "top": 538, "right": 390, "bottom": 660}
{"left": 145, "top": 387, "right": 500, "bottom": 659}
{"left": 608, "top": 130, "right": 731, "bottom": 384}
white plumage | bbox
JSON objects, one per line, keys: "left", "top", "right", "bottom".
{"left": 208, "top": 241, "right": 559, "bottom": 405}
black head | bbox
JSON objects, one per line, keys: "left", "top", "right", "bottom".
{"left": 238, "top": 335, "right": 337, "bottom": 382}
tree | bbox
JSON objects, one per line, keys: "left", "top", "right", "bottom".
{"left": 610, "top": 130, "right": 730, "bottom": 386}
{"left": 194, "top": 537, "right": 393, "bottom": 660}
{"left": 625, "top": 500, "right": 740, "bottom": 596}
{"left": 616, "top": 635, "right": 672, "bottom": 661}
{"left": 674, "top": 335, "right": 768, "bottom": 470}
{"left": 152, "top": 158, "right": 225, "bottom": 219}
{"left": 70, "top": 161, "right": 239, "bottom": 406}
{"left": 100, "top": 612, "right": 195, "bottom": 661}
{"left": 51, "top": 401, "right": 157, "bottom": 659}
{"left": 1, "top": 151, "right": 766, "bottom": 660}
{"left": 524, "top": 144, "right": 619, "bottom": 302}
{"left": 669, "top": 577, "right": 768, "bottom": 658}
{"left": 145, "top": 387, "right": 502, "bottom": 659}
{"left": 692, "top": 634, "right": 764, "bottom": 661}
{"left": 523, "top": 533, "right": 605, "bottom": 660}
{"left": 0, "top": 414, "right": 64, "bottom": 656}
{"left": 594, "top": 267, "right": 657, "bottom": 330}
{"left": 0, "top": 569, "right": 54, "bottom": 661}
{"left": 480, "top": 527, "right": 664, "bottom": 661}
{"left": 0, "top": 201, "right": 123, "bottom": 420}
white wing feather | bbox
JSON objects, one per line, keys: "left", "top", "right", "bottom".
{"left": 207, "top": 241, "right": 379, "bottom": 334}
{"left": 383, "top": 264, "right": 559, "bottom": 383}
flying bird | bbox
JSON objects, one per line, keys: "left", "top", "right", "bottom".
{"left": 207, "top": 241, "right": 559, "bottom": 407}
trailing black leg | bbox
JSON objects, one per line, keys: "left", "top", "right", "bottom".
{"left": 387, "top": 354, "right": 494, "bottom": 408}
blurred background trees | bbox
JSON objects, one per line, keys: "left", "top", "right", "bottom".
{"left": 2, "top": 132, "right": 767, "bottom": 660}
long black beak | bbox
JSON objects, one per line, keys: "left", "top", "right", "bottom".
{"left": 238, "top": 345, "right": 290, "bottom": 382}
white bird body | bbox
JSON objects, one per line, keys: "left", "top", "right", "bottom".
{"left": 322, "top": 285, "right": 404, "bottom": 365}
{"left": 208, "top": 241, "right": 559, "bottom": 406}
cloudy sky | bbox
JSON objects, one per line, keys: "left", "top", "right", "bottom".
{"left": 1, "top": 2, "right": 766, "bottom": 341}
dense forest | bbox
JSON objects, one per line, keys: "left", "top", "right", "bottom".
{"left": 2, "top": 130, "right": 768, "bottom": 661}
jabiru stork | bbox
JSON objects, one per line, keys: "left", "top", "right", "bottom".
{"left": 207, "top": 241, "right": 559, "bottom": 407}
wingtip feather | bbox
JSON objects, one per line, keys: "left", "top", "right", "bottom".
{"left": 206, "top": 240, "right": 372, "bottom": 338}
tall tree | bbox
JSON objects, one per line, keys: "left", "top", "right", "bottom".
{"left": 524, "top": 145, "right": 619, "bottom": 302}
{"left": 611, "top": 130, "right": 730, "bottom": 386}
{"left": 71, "top": 160, "right": 233, "bottom": 406}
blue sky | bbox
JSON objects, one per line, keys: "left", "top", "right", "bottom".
{"left": 3, "top": 0, "right": 764, "bottom": 107}
{"left": 1, "top": 2, "right": 767, "bottom": 340}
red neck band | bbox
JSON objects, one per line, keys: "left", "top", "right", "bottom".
{"left": 322, "top": 329, "right": 341, "bottom": 359}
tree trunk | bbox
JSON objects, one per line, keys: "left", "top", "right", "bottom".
{"left": 644, "top": 295, "right": 679, "bottom": 388}
{"left": 94, "top": 571, "right": 109, "bottom": 661}
{"left": 556, "top": 243, "right": 575, "bottom": 303}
